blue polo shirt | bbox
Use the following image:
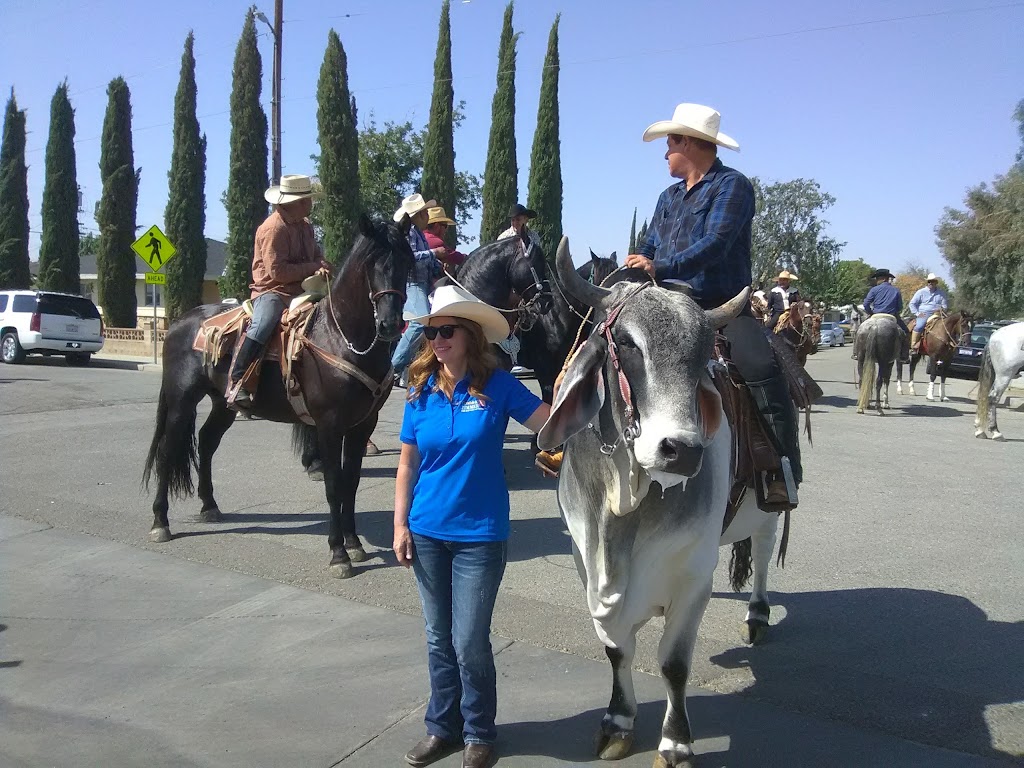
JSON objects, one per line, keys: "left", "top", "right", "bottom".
{"left": 400, "top": 369, "right": 543, "bottom": 542}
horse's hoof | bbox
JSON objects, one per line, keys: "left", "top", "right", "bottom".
{"left": 149, "top": 527, "right": 172, "bottom": 543}
{"left": 975, "top": 429, "right": 988, "bottom": 439}
{"left": 741, "top": 619, "right": 769, "bottom": 645}
{"left": 595, "top": 729, "right": 634, "bottom": 761}
{"left": 926, "top": 395, "right": 936, "bottom": 401}
{"left": 197, "top": 507, "right": 222, "bottom": 523}
{"left": 941, "top": 397, "right": 951, "bottom": 402}
{"left": 856, "top": 407, "right": 865, "bottom": 414}
{"left": 992, "top": 432, "right": 1005, "bottom": 442}
{"left": 346, "top": 546, "right": 368, "bottom": 563}
{"left": 307, "top": 469, "right": 324, "bottom": 482}
{"left": 329, "top": 561, "right": 354, "bottom": 579}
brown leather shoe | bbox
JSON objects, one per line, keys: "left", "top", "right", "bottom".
{"left": 463, "top": 743, "right": 497, "bottom": 768}
{"left": 405, "top": 735, "right": 461, "bottom": 767}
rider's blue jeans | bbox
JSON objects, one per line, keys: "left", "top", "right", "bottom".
{"left": 391, "top": 283, "right": 430, "bottom": 374}
{"left": 411, "top": 533, "right": 507, "bottom": 746}
{"left": 247, "top": 292, "right": 286, "bottom": 345}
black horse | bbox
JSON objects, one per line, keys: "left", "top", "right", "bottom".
{"left": 143, "top": 214, "right": 414, "bottom": 579}
{"left": 456, "top": 243, "right": 618, "bottom": 406}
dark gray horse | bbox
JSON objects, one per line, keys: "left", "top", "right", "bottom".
{"left": 854, "top": 314, "right": 901, "bottom": 415}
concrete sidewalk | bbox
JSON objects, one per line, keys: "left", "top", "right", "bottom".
{"left": 0, "top": 515, "right": 1005, "bottom": 768}
{"left": 93, "top": 350, "right": 162, "bottom": 372}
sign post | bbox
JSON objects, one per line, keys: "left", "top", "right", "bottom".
{"left": 131, "top": 225, "right": 177, "bottom": 365}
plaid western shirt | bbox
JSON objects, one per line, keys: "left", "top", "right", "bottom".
{"left": 637, "top": 158, "right": 755, "bottom": 310}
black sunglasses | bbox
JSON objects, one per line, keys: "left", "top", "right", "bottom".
{"left": 423, "top": 324, "right": 465, "bottom": 340}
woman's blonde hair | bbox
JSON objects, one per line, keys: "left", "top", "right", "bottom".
{"left": 407, "top": 319, "right": 498, "bottom": 402}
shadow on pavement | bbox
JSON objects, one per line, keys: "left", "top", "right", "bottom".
{"left": 709, "top": 587, "right": 1024, "bottom": 763}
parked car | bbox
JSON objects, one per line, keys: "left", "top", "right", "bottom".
{"left": 0, "top": 290, "right": 104, "bottom": 365}
{"left": 819, "top": 322, "right": 845, "bottom": 347}
{"left": 948, "top": 323, "right": 997, "bottom": 379}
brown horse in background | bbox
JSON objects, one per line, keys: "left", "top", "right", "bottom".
{"left": 896, "top": 311, "right": 971, "bottom": 401}
{"left": 773, "top": 301, "right": 818, "bottom": 366}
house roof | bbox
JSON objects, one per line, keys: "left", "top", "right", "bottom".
{"left": 75, "top": 238, "right": 228, "bottom": 280}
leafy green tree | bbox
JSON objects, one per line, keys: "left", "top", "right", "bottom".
{"left": 832, "top": 259, "right": 873, "bottom": 306}
{"left": 317, "top": 29, "right": 361, "bottom": 264}
{"left": 637, "top": 219, "right": 648, "bottom": 247}
{"left": 96, "top": 77, "right": 139, "bottom": 327}
{"left": 312, "top": 109, "right": 481, "bottom": 245}
{"left": 627, "top": 208, "right": 637, "bottom": 254}
{"left": 79, "top": 231, "right": 99, "bottom": 257}
{"left": 479, "top": 1, "right": 519, "bottom": 243}
{"left": 222, "top": 8, "right": 269, "bottom": 300}
{"left": 37, "top": 82, "right": 80, "bottom": 294}
{"left": 0, "top": 89, "right": 30, "bottom": 290}
{"left": 164, "top": 33, "right": 208, "bottom": 322}
{"left": 526, "top": 14, "right": 562, "bottom": 264}
{"left": 421, "top": 0, "right": 457, "bottom": 245}
{"left": 750, "top": 177, "right": 845, "bottom": 298}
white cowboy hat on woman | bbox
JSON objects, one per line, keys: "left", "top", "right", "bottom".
{"left": 642, "top": 103, "right": 740, "bottom": 151}
{"left": 411, "top": 284, "right": 509, "bottom": 344}
{"left": 394, "top": 193, "right": 438, "bottom": 223}
{"left": 264, "top": 174, "right": 321, "bottom": 205}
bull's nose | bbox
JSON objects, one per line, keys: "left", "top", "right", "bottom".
{"left": 658, "top": 437, "right": 703, "bottom": 476}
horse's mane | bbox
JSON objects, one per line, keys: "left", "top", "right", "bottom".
{"left": 333, "top": 217, "right": 408, "bottom": 290}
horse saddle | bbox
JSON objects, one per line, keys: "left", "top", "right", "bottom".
{"left": 192, "top": 298, "right": 320, "bottom": 423}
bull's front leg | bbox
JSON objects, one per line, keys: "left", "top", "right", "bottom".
{"left": 596, "top": 636, "right": 638, "bottom": 761}
{"left": 656, "top": 572, "right": 716, "bottom": 767}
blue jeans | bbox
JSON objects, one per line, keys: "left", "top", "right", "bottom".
{"left": 391, "top": 283, "right": 430, "bottom": 374}
{"left": 411, "top": 533, "right": 507, "bottom": 745}
{"left": 914, "top": 314, "right": 930, "bottom": 332}
{"left": 247, "top": 292, "right": 286, "bottom": 345}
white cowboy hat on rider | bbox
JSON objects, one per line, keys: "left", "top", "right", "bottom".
{"left": 777, "top": 270, "right": 798, "bottom": 281}
{"left": 393, "top": 193, "right": 438, "bottom": 223}
{"left": 411, "top": 284, "right": 510, "bottom": 344}
{"left": 264, "top": 174, "right": 322, "bottom": 205}
{"left": 926, "top": 273, "right": 939, "bottom": 282}
{"left": 641, "top": 103, "right": 741, "bottom": 151}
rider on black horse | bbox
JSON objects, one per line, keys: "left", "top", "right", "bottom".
{"left": 625, "top": 103, "right": 800, "bottom": 507}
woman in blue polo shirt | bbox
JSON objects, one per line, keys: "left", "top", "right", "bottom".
{"left": 394, "top": 285, "right": 549, "bottom": 768}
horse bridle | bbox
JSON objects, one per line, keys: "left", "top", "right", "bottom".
{"left": 589, "top": 281, "right": 652, "bottom": 455}
{"left": 507, "top": 237, "right": 551, "bottom": 331}
{"left": 324, "top": 277, "right": 407, "bottom": 357}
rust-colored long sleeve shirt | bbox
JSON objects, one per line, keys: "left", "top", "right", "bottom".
{"left": 250, "top": 210, "right": 323, "bottom": 299}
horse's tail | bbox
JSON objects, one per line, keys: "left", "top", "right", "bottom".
{"left": 977, "top": 346, "right": 995, "bottom": 426}
{"left": 291, "top": 423, "right": 318, "bottom": 461}
{"left": 729, "top": 538, "right": 753, "bottom": 592}
{"left": 142, "top": 379, "right": 198, "bottom": 497}
{"left": 857, "top": 337, "right": 878, "bottom": 412}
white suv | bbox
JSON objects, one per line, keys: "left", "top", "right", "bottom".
{"left": 0, "top": 290, "right": 105, "bottom": 366}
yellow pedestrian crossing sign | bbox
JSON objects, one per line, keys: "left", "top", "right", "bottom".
{"left": 132, "top": 225, "right": 177, "bottom": 273}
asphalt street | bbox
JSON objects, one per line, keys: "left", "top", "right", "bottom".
{"left": 1, "top": 346, "right": 1021, "bottom": 766}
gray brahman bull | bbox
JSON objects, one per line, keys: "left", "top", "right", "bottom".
{"left": 539, "top": 237, "right": 782, "bottom": 766}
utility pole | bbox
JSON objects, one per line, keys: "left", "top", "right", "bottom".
{"left": 257, "top": 1, "right": 283, "bottom": 184}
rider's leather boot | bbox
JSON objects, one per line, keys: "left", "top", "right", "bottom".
{"left": 910, "top": 330, "right": 922, "bottom": 356}
{"left": 228, "top": 336, "right": 264, "bottom": 407}
{"left": 747, "top": 375, "right": 802, "bottom": 507}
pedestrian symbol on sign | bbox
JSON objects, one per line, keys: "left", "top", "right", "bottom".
{"left": 131, "top": 225, "right": 177, "bottom": 273}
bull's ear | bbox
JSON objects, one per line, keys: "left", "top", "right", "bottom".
{"left": 538, "top": 337, "right": 607, "bottom": 451}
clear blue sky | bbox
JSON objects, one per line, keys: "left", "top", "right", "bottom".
{"left": 2, "top": 0, "right": 1022, "bottom": 280}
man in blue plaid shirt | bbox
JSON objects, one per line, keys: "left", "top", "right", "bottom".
{"left": 626, "top": 103, "right": 800, "bottom": 506}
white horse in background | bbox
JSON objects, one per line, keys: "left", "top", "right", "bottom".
{"left": 975, "top": 322, "right": 1024, "bottom": 441}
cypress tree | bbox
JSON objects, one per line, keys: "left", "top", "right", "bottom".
{"left": 164, "top": 32, "right": 208, "bottom": 322}
{"left": 222, "top": 9, "right": 269, "bottom": 300}
{"left": 628, "top": 208, "right": 637, "bottom": 253}
{"left": 526, "top": 14, "right": 562, "bottom": 264}
{"left": 317, "top": 29, "right": 361, "bottom": 264}
{"left": 0, "top": 89, "right": 30, "bottom": 290}
{"left": 637, "top": 219, "right": 649, "bottom": 247}
{"left": 422, "top": 0, "right": 457, "bottom": 246}
{"left": 479, "top": 1, "right": 519, "bottom": 244}
{"left": 38, "top": 82, "right": 80, "bottom": 294}
{"left": 96, "top": 77, "right": 139, "bottom": 327}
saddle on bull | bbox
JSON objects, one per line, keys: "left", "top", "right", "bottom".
{"left": 537, "top": 238, "right": 821, "bottom": 764}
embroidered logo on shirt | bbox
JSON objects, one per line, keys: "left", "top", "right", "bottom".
{"left": 461, "top": 398, "right": 484, "bottom": 413}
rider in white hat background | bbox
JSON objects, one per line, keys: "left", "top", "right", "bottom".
{"left": 229, "top": 175, "right": 330, "bottom": 406}
{"left": 624, "top": 103, "right": 801, "bottom": 505}
{"left": 908, "top": 272, "right": 949, "bottom": 354}
{"left": 391, "top": 193, "right": 449, "bottom": 384}
{"left": 766, "top": 269, "right": 801, "bottom": 331}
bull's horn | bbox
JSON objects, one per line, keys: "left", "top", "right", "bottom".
{"left": 557, "top": 236, "right": 611, "bottom": 309}
{"left": 705, "top": 287, "right": 752, "bottom": 330}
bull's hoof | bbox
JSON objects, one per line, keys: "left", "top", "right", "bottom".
{"left": 197, "top": 507, "right": 222, "bottom": 523}
{"left": 329, "top": 560, "right": 354, "bottom": 579}
{"left": 149, "top": 527, "right": 172, "bottom": 543}
{"left": 595, "top": 727, "right": 634, "bottom": 761}
{"left": 740, "top": 619, "right": 769, "bottom": 645}
{"left": 653, "top": 747, "right": 696, "bottom": 768}
{"left": 346, "top": 546, "right": 368, "bottom": 563}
